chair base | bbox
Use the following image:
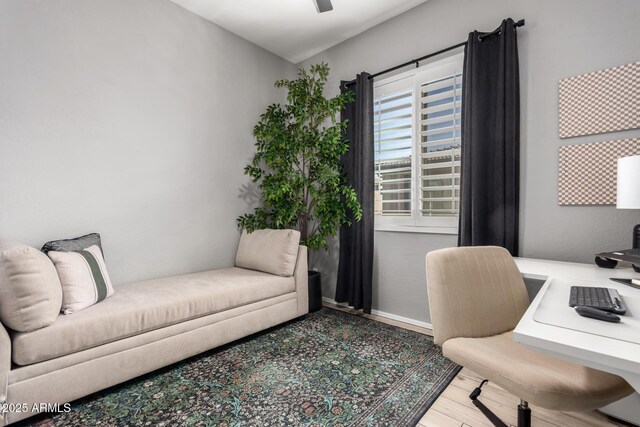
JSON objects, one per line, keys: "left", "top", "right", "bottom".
{"left": 517, "top": 401, "right": 531, "bottom": 427}
{"left": 469, "top": 380, "right": 531, "bottom": 427}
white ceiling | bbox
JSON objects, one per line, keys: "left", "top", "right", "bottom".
{"left": 169, "top": 0, "right": 429, "bottom": 63}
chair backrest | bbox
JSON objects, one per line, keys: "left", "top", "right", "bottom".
{"left": 426, "top": 246, "right": 530, "bottom": 346}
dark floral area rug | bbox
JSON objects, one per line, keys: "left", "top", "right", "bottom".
{"left": 24, "top": 308, "right": 460, "bottom": 427}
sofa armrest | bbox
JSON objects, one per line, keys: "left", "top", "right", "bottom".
{"left": 294, "top": 246, "right": 309, "bottom": 316}
{"left": 0, "top": 322, "right": 10, "bottom": 424}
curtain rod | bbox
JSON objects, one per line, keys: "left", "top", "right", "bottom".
{"left": 343, "top": 19, "right": 525, "bottom": 88}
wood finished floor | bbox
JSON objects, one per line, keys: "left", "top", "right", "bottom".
{"left": 323, "top": 303, "right": 628, "bottom": 427}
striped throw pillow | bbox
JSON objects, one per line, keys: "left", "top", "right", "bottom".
{"left": 48, "top": 245, "right": 115, "bottom": 314}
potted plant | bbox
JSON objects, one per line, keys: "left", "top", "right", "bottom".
{"left": 237, "top": 62, "right": 362, "bottom": 312}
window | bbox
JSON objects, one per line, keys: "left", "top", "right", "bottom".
{"left": 373, "top": 53, "right": 463, "bottom": 232}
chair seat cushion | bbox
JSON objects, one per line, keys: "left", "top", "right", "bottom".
{"left": 443, "top": 331, "right": 633, "bottom": 411}
{"left": 12, "top": 267, "right": 295, "bottom": 365}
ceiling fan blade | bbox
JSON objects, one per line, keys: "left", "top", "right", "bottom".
{"left": 313, "top": 0, "right": 333, "bottom": 13}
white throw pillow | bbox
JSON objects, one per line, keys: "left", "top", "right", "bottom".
{"left": 48, "top": 245, "right": 115, "bottom": 314}
{"left": 0, "top": 239, "right": 63, "bottom": 332}
{"left": 235, "top": 229, "right": 301, "bottom": 277}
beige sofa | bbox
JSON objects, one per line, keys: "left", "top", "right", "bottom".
{"left": 0, "top": 230, "right": 308, "bottom": 425}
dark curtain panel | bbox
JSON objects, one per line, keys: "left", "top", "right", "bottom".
{"left": 336, "top": 73, "right": 374, "bottom": 313}
{"left": 458, "top": 18, "right": 521, "bottom": 256}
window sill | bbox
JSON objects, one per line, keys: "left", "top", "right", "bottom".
{"left": 375, "top": 225, "right": 459, "bottom": 235}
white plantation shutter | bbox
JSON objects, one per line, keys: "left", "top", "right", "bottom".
{"left": 372, "top": 52, "right": 463, "bottom": 229}
{"left": 419, "top": 73, "right": 462, "bottom": 216}
{"left": 374, "top": 89, "right": 413, "bottom": 215}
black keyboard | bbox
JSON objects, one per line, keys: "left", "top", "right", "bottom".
{"left": 623, "top": 248, "right": 640, "bottom": 256}
{"left": 569, "top": 286, "right": 626, "bottom": 314}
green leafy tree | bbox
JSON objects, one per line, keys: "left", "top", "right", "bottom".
{"left": 237, "top": 63, "right": 362, "bottom": 250}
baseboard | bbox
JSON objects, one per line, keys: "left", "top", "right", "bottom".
{"left": 322, "top": 297, "right": 433, "bottom": 330}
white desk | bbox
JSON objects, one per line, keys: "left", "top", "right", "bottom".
{"left": 513, "top": 258, "right": 640, "bottom": 424}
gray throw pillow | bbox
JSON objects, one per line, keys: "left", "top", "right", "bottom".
{"left": 41, "top": 233, "right": 103, "bottom": 256}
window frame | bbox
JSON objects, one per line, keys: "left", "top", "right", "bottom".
{"left": 373, "top": 52, "right": 464, "bottom": 234}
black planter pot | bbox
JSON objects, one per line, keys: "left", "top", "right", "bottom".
{"left": 308, "top": 270, "right": 323, "bottom": 312}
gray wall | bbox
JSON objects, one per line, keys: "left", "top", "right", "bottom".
{"left": 303, "top": 0, "right": 640, "bottom": 324}
{"left": 0, "top": 0, "right": 295, "bottom": 284}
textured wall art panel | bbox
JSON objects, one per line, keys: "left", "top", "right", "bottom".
{"left": 558, "top": 62, "right": 639, "bottom": 138}
{"left": 558, "top": 138, "right": 640, "bottom": 205}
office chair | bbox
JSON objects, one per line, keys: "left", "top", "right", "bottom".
{"left": 426, "top": 246, "right": 633, "bottom": 427}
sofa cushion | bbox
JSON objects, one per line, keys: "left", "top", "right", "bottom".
{"left": 48, "top": 245, "right": 115, "bottom": 314}
{"left": 11, "top": 267, "right": 295, "bottom": 365}
{"left": 235, "top": 229, "right": 301, "bottom": 276}
{"left": 41, "top": 233, "right": 103, "bottom": 256}
{"left": 0, "top": 239, "right": 63, "bottom": 332}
